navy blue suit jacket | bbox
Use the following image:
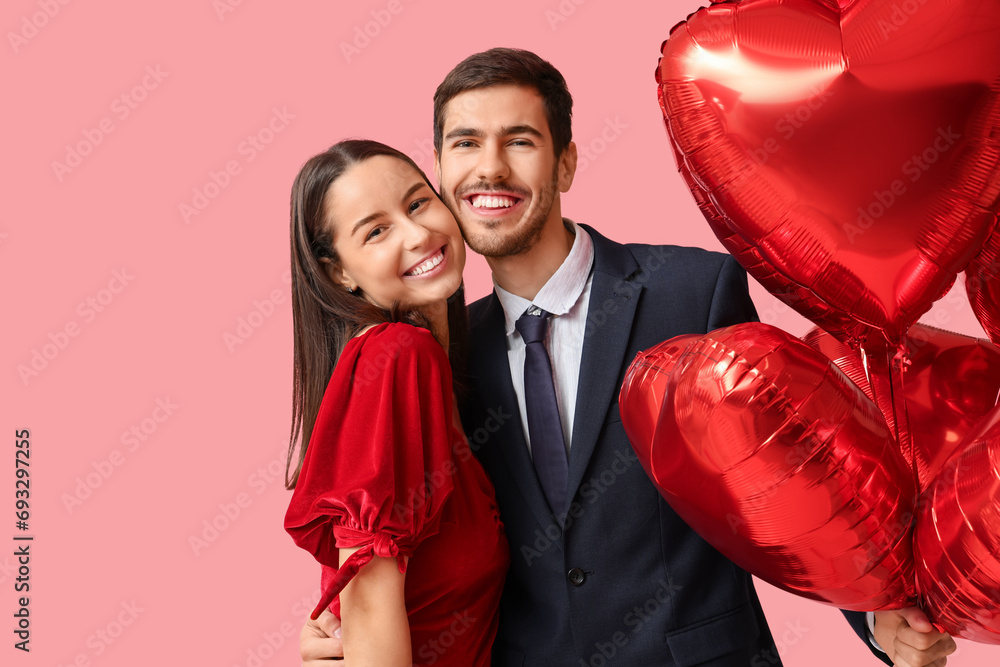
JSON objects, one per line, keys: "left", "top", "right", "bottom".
{"left": 843, "top": 612, "right": 893, "bottom": 665}
{"left": 463, "top": 225, "right": 783, "bottom": 666}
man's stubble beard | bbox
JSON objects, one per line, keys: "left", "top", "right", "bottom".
{"left": 442, "top": 163, "right": 559, "bottom": 258}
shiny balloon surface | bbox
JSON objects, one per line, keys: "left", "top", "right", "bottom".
{"left": 632, "top": 0, "right": 1000, "bottom": 638}
{"left": 658, "top": 0, "right": 1000, "bottom": 344}
{"left": 622, "top": 323, "right": 916, "bottom": 610}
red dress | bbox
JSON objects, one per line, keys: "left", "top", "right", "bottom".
{"left": 284, "top": 323, "right": 508, "bottom": 666}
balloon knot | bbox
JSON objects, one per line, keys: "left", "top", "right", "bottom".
{"left": 892, "top": 343, "right": 912, "bottom": 370}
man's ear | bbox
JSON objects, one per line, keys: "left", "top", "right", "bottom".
{"left": 434, "top": 148, "right": 442, "bottom": 186}
{"left": 558, "top": 141, "right": 578, "bottom": 193}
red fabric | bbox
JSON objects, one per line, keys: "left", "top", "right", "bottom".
{"left": 285, "top": 323, "right": 508, "bottom": 666}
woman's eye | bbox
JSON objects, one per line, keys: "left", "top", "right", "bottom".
{"left": 365, "top": 226, "right": 385, "bottom": 242}
{"left": 408, "top": 198, "right": 428, "bottom": 213}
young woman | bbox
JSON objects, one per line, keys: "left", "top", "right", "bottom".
{"left": 283, "top": 140, "right": 508, "bottom": 666}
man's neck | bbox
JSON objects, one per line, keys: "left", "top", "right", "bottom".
{"left": 487, "top": 217, "right": 575, "bottom": 301}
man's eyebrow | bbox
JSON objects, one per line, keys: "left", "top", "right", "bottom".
{"left": 350, "top": 182, "right": 426, "bottom": 236}
{"left": 444, "top": 127, "right": 485, "bottom": 141}
{"left": 500, "top": 125, "right": 544, "bottom": 139}
{"left": 443, "top": 125, "right": 545, "bottom": 141}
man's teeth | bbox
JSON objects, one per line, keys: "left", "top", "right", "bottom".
{"left": 408, "top": 250, "right": 444, "bottom": 276}
{"left": 471, "top": 195, "right": 516, "bottom": 209}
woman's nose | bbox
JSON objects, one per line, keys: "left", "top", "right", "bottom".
{"left": 400, "top": 216, "right": 432, "bottom": 250}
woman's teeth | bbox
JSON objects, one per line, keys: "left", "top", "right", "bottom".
{"left": 407, "top": 249, "right": 444, "bottom": 276}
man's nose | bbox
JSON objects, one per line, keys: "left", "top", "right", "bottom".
{"left": 474, "top": 143, "right": 510, "bottom": 182}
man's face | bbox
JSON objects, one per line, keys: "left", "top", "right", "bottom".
{"left": 435, "top": 84, "right": 576, "bottom": 258}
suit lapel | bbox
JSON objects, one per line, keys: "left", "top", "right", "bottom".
{"left": 566, "top": 226, "right": 642, "bottom": 503}
{"left": 471, "top": 293, "right": 557, "bottom": 529}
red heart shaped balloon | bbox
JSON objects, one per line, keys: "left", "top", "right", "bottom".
{"left": 658, "top": 0, "right": 1000, "bottom": 344}
{"left": 621, "top": 322, "right": 916, "bottom": 610}
{"left": 914, "top": 404, "right": 1000, "bottom": 643}
{"left": 967, "top": 227, "right": 1000, "bottom": 345}
{"left": 619, "top": 335, "right": 696, "bottom": 464}
{"left": 623, "top": 323, "right": 1000, "bottom": 639}
{"left": 805, "top": 324, "right": 1000, "bottom": 491}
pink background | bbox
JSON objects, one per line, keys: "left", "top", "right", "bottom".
{"left": 4, "top": 0, "right": 995, "bottom": 664}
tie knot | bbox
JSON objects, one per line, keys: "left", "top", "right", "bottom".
{"left": 515, "top": 307, "right": 550, "bottom": 345}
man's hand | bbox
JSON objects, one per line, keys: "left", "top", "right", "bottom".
{"left": 873, "top": 607, "right": 957, "bottom": 667}
{"left": 300, "top": 609, "right": 344, "bottom": 665}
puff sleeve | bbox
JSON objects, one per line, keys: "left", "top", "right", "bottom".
{"left": 284, "top": 323, "right": 458, "bottom": 619}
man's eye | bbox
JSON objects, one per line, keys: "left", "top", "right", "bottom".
{"left": 455, "top": 140, "right": 475, "bottom": 148}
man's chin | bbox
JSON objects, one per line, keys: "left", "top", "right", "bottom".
{"left": 462, "top": 227, "right": 540, "bottom": 259}
{"left": 453, "top": 200, "right": 551, "bottom": 258}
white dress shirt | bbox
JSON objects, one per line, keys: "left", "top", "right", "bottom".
{"left": 866, "top": 612, "right": 885, "bottom": 653}
{"left": 493, "top": 219, "right": 595, "bottom": 457}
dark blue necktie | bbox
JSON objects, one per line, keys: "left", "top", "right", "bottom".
{"left": 515, "top": 307, "right": 568, "bottom": 517}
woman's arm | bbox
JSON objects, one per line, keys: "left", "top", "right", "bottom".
{"left": 338, "top": 547, "right": 410, "bottom": 666}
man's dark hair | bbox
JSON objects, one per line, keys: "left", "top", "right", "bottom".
{"left": 433, "top": 47, "right": 573, "bottom": 157}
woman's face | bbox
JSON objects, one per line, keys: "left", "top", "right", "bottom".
{"left": 325, "top": 155, "right": 466, "bottom": 312}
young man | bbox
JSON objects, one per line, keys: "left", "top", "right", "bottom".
{"left": 300, "top": 48, "right": 956, "bottom": 667}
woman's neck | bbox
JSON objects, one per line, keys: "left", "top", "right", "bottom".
{"left": 423, "top": 300, "right": 450, "bottom": 351}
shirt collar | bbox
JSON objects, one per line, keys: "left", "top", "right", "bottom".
{"left": 494, "top": 219, "right": 595, "bottom": 336}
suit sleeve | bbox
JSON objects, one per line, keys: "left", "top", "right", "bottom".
{"left": 706, "top": 254, "right": 760, "bottom": 331}
{"left": 842, "top": 610, "right": 893, "bottom": 665}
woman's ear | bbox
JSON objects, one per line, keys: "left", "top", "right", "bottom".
{"left": 320, "top": 258, "right": 358, "bottom": 293}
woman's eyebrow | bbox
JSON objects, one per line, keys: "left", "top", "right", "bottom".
{"left": 350, "top": 182, "right": 426, "bottom": 236}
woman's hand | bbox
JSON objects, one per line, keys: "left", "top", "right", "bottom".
{"left": 300, "top": 608, "right": 344, "bottom": 665}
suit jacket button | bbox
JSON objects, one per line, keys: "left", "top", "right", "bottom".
{"left": 567, "top": 568, "right": 586, "bottom": 586}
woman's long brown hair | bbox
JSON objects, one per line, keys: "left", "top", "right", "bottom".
{"left": 285, "top": 139, "right": 469, "bottom": 489}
